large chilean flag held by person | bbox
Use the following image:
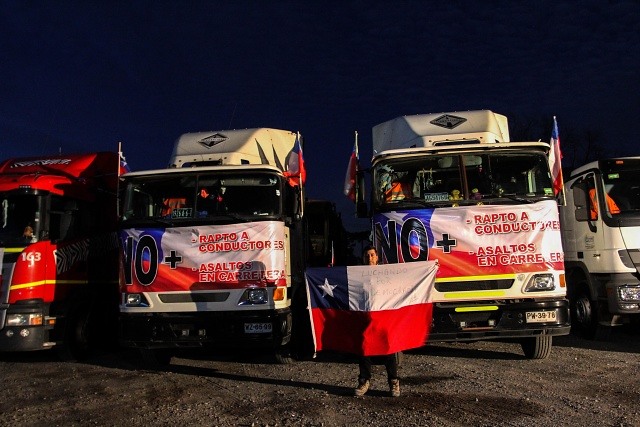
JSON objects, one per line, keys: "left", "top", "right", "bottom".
{"left": 305, "top": 260, "right": 438, "bottom": 356}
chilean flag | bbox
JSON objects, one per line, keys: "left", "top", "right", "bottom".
{"left": 284, "top": 133, "right": 306, "bottom": 187}
{"left": 549, "top": 117, "right": 563, "bottom": 196}
{"left": 305, "top": 260, "right": 438, "bottom": 356}
{"left": 343, "top": 136, "right": 359, "bottom": 201}
{"left": 119, "top": 151, "right": 131, "bottom": 176}
{"left": 117, "top": 142, "right": 131, "bottom": 176}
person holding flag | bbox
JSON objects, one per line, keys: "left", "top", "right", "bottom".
{"left": 305, "top": 242, "right": 438, "bottom": 398}
{"left": 354, "top": 245, "right": 401, "bottom": 398}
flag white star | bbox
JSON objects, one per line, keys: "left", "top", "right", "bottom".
{"left": 319, "top": 277, "right": 337, "bottom": 298}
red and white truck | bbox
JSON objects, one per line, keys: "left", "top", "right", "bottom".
{"left": 118, "top": 128, "right": 307, "bottom": 365}
{"left": 356, "top": 110, "right": 570, "bottom": 358}
{"left": 0, "top": 152, "right": 121, "bottom": 359}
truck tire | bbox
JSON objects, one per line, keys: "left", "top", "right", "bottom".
{"left": 571, "top": 285, "right": 599, "bottom": 339}
{"left": 56, "top": 291, "right": 118, "bottom": 362}
{"left": 290, "top": 287, "right": 315, "bottom": 361}
{"left": 274, "top": 344, "right": 295, "bottom": 364}
{"left": 56, "top": 303, "right": 93, "bottom": 362}
{"left": 520, "top": 335, "right": 552, "bottom": 359}
{"left": 139, "top": 348, "right": 173, "bottom": 369}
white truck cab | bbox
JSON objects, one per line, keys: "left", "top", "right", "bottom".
{"left": 560, "top": 157, "right": 640, "bottom": 337}
{"left": 359, "top": 110, "right": 570, "bottom": 359}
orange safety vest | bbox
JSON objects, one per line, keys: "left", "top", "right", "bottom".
{"left": 161, "top": 198, "right": 187, "bottom": 217}
{"left": 589, "top": 189, "right": 619, "bottom": 219}
{"left": 385, "top": 182, "right": 412, "bottom": 201}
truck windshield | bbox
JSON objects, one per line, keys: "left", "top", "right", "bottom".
{"left": 373, "top": 151, "right": 553, "bottom": 208}
{"left": 122, "top": 172, "right": 282, "bottom": 223}
{"left": 0, "top": 194, "right": 42, "bottom": 247}
{"left": 601, "top": 158, "right": 640, "bottom": 214}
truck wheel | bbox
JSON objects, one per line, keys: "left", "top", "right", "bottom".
{"left": 627, "top": 315, "right": 640, "bottom": 335}
{"left": 56, "top": 304, "right": 93, "bottom": 362}
{"left": 571, "top": 286, "right": 599, "bottom": 339}
{"left": 274, "top": 344, "right": 295, "bottom": 364}
{"left": 140, "top": 348, "right": 173, "bottom": 369}
{"left": 520, "top": 335, "right": 552, "bottom": 359}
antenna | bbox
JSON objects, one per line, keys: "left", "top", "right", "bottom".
{"left": 228, "top": 102, "right": 238, "bottom": 128}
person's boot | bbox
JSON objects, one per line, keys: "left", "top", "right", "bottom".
{"left": 354, "top": 378, "right": 370, "bottom": 396}
{"left": 389, "top": 378, "right": 400, "bottom": 397}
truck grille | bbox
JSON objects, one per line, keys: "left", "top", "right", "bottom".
{"left": 435, "top": 279, "right": 513, "bottom": 292}
{"left": 158, "top": 292, "right": 230, "bottom": 303}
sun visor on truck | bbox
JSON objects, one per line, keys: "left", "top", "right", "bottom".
{"left": 168, "top": 128, "right": 298, "bottom": 169}
{"left": 372, "top": 110, "right": 510, "bottom": 154}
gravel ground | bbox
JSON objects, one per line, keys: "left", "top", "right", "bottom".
{"left": 0, "top": 327, "right": 639, "bottom": 427}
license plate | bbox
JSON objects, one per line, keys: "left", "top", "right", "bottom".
{"left": 525, "top": 311, "right": 557, "bottom": 323}
{"left": 244, "top": 322, "right": 273, "bottom": 334}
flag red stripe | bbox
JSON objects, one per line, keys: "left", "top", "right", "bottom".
{"left": 343, "top": 151, "right": 357, "bottom": 200}
{"left": 311, "top": 303, "right": 433, "bottom": 356}
{"left": 343, "top": 138, "right": 359, "bottom": 201}
{"left": 549, "top": 118, "right": 563, "bottom": 196}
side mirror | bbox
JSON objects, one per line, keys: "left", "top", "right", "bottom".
{"left": 356, "top": 201, "right": 368, "bottom": 218}
{"left": 572, "top": 181, "right": 592, "bottom": 222}
{"left": 355, "top": 170, "right": 368, "bottom": 218}
{"left": 284, "top": 185, "right": 302, "bottom": 224}
{"left": 575, "top": 205, "right": 589, "bottom": 222}
{"left": 573, "top": 183, "right": 585, "bottom": 221}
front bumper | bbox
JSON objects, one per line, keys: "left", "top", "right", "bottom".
{"left": 428, "top": 298, "right": 571, "bottom": 342}
{"left": 0, "top": 301, "right": 53, "bottom": 352}
{"left": 119, "top": 308, "right": 292, "bottom": 350}
{"left": 606, "top": 276, "right": 640, "bottom": 315}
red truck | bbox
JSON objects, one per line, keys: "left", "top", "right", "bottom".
{"left": 0, "top": 152, "right": 121, "bottom": 359}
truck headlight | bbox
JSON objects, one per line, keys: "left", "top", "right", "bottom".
{"left": 618, "top": 286, "right": 640, "bottom": 302}
{"left": 524, "top": 274, "right": 555, "bottom": 292}
{"left": 125, "top": 293, "right": 149, "bottom": 307}
{"left": 6, "top": 313, "right": 43, "bottom": 326}
{"left": 239, "top": 288, "right": 268, "bottom": 305}
{"left": 247, "top": 288, "right": 267, "bottom": 303}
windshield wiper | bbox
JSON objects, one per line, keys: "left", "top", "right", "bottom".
{"left": 386, "top": 198, "right": 448, "bottom": 209}
{"left": 123, "top": 217, "right": 176, "bottom": 227}
{"left": 483, "top": 193, "right": 534, "bottom": 204}
{"left": 207, "top": 212, "right": 251, "bottom": 222}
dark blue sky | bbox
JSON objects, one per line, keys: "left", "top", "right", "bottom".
{"left": 2, "top": 1, "right": 639, "bottom": 231}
